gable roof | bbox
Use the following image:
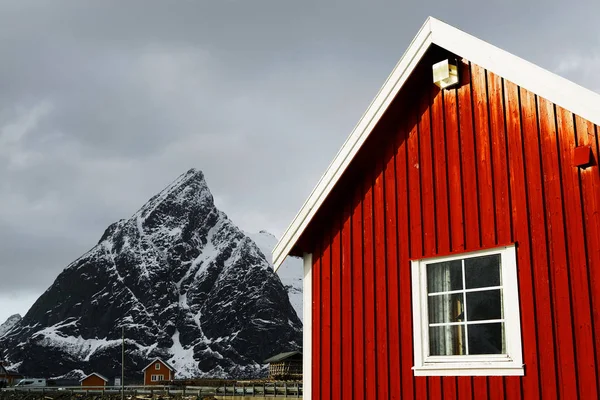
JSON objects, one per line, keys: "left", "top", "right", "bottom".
{"left": 264, "top": 351, "right": 302, "bottom": 363}
{"left": 273, "top": 16, "right": 600, "bottom": 269}
{"left": 0, "top": 371, "right": 22, "bottom": 378}
{"left": 141, "top": 358, "right": 175, "bottom": 372}
{"left": 0, "top": 361, "right": 20, "bottom": 377}
{"left": 80, "top": 372, "right": 109, "bottom": 382}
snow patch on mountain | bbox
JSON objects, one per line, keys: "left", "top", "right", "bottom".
{"left": 49, "top": 369, "right": 86, "bottom": 380}
{"left": 167, "top": 330, "right": 199, "bottom": 378}
{"left": 0, "top": 314, "right": 21, "bottom": 338}
{"left": 30, "top": 319, "right": 157, "bottom": 362}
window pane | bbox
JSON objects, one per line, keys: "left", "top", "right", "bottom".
{"left": 429, "top": 325, "right": 466, "bottom": 356}
{"left": 428, "top": 293, "right": 464, "bottom": 323}
{"left": 427, "top": 260, "right": 462, "bottom": 293}
{"left": 467, "top": 323, "right": 504, "bottom": 354}
{"left": 466, "top": 289, "right": 502, "bottom": 321}
{"left": 464, "top": 254, "right": 501, "bottom": 289}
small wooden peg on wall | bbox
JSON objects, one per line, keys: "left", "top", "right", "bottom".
{"left": 573, "top": 145, "right": 593, "bottom": 168}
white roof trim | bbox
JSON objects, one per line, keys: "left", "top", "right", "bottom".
{"left": 141, "top": 358, "right": 175, "bottom": 372}
{"left": 273, "top": 16, "right": 600, "bottom": 270}
{"left": 80, "top": 372, "right": 109, "bottom": 382}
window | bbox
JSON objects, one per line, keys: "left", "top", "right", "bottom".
{"left": 155, "top": 363, "right": 161, "bottom": 370}
{"left": 411, "top": 245, "right": 524, "bottom": 376}
{"left": 151, "top": 375, "right": 164, "bottom": 382}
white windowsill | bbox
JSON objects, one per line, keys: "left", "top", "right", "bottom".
{"left": 413, "top": 363, "right": 524, "bottom": 376}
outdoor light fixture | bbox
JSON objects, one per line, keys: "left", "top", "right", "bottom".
{"left": 433, "top": 59, "right": 459, "bottom": 89}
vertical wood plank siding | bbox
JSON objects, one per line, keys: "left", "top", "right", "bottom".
{"left": 310, "top": 55, "right": 600, "bottom": 399}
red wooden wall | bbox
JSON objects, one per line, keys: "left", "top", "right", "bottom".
{"left": 307, "top": 51, "right": 600, "bottom": 400}
{"left": 81, "top": 375, "right": 107, "bottom": 388}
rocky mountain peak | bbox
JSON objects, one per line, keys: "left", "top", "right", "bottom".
{"left": 134, "top": 168, "right": 212, "bottom": 228}
{"left": 1, "top": 169, "right": 301, "bottom": 379}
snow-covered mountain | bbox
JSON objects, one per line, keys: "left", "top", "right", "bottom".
{"left": 245, "top": 231, "right": 303, "bottom": 323}
{"left": 0, "top": 169, "right": 301, "bottom": 380}
{"left": 0, "top": 314, "right": 21, "bottom": 338}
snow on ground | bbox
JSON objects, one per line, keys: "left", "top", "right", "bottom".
{"left": 167, "top": 330, "right": 199, "bottom": 378}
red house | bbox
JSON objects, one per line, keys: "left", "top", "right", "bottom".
{"left": 80, "top": 372, "right": 108, "bottom": 389}
{"left": 142, "top": 358, "right": 175, "bottom": 385}
{"left": 0, "top": 360, "right": 22, "bottom": 387}
{"left": 273, "top": 17, "right": 600, "bottom": 400}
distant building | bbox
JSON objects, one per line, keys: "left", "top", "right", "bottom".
{"left": 0, "top": 360, "right": 22, "bottom": 387}
{"left": 80, "top": 373, "right": 108, "bottom": 389}
{"left": 142, "top": 358, "right": 175, "bottom": 385}
{"left": 265, "top": 351, "right": 302, "bottom": 380}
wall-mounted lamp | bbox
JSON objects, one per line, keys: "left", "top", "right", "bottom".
{"left": 433, "top": 59, "right": 459, "bottom": 89}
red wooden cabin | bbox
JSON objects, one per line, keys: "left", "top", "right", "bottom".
{"left": 0, "top": 360, "right": 22, "bottom": 387}
{"left": 142, "top": 358, "right": 175, "bottom": 385}
{"left": 273, "top": 16, "right": 600, "bottom": 400}
{"left": 80, "top": 372, "right": 108, "bottom": 389}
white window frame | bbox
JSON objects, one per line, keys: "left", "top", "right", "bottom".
{"left": 411, "top": 244, "right": 524, "bottom": 376}
{"left": 155, "top": 363, "right": 161, "bottom": 370}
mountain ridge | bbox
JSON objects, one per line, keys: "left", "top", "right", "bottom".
{"left": 0, "top": 169, "right": 302, "bottom": 379}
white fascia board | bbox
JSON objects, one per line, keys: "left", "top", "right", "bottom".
{"left": 413, "top": 365, "right": 524, "bottom": 377}
{"left": 141, "top": 358, "right": 174, "bottom": 372}
{"left": 80, "top": 373, "right": 109, "bottom": 382}
{"left": 272, "top": 17, "right": 434, "bottom": 270}
{"left": 273, "top": 16, "right": 600, "bottom": 270}
{"left": 302, "top": 253, "right": 313, "bottom": 400}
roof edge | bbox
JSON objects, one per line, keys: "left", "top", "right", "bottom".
{"left": 273, "top": 16, "right": 600, "bottom": 270}
{"left": 141, "top": 357, "right": 175, "bottom": 372}
{"left": 79, "top": 372, "right": 109, "bottom": 382}
{"left": 272, "top": 16, "right": 435, "bottom": 270}
{"left": 429, "top": 17, "right": 600, "bottom": 128}
{"left": 264, "top": 351, "right": 303, "bottom": 363}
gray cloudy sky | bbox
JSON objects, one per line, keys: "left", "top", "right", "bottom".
{"left": 1, "top": 0, "right": 599, "bottom": 324}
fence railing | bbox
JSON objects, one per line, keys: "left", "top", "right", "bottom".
{"left": 3, "top": 382, "right": 303, "bottom": 397}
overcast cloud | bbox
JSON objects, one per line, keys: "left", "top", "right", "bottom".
{"left": 0, "top": 0, "right": 599, "bottom": 324}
